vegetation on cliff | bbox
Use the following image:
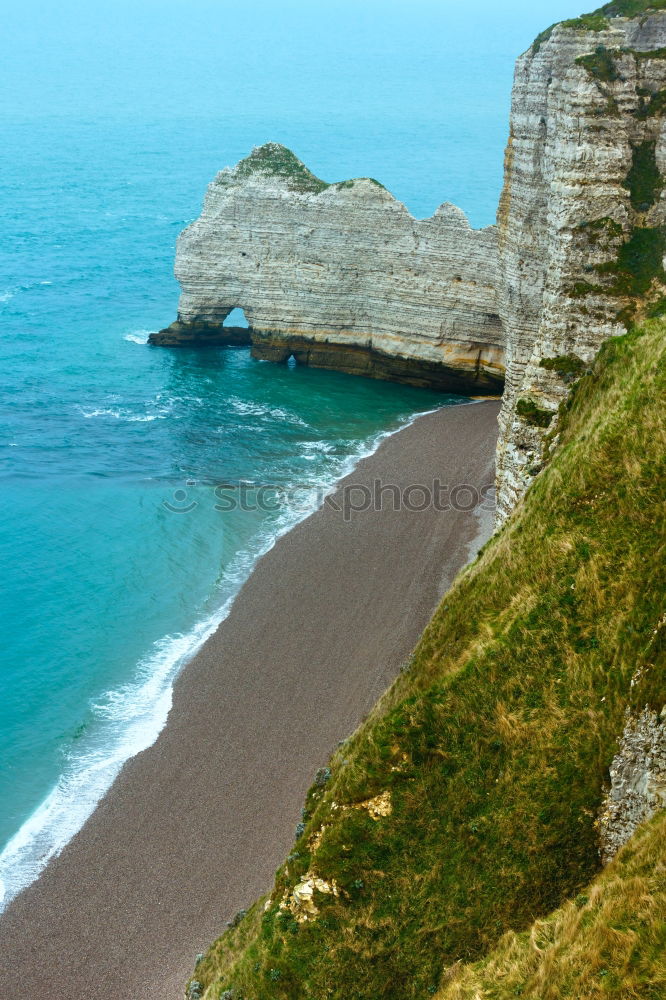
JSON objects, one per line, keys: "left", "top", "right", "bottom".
{"left": 532, "top": 0, "right": 666, "bottom": 53}
{"left": 187, "top": 316, "right": 665, "bottom": 999}
{"left": 236, "top": 144, "right": 330, "bottom": 194}
{"left": 571, "top": 140, "right": 666, "bottom": 316}
{"left": 435, "top": 811, "right": 666, "bottom": 999}
{"left": 235, "top": 143, "right": 386, "bottom": 195}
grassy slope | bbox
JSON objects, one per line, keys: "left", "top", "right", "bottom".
{"left": 189, "top": 320, "right": 666, "bottom": 1000}
{"left": 190, "top": 321, "right": 665, "bottom": 1000}
{"left": 438, "top": 811, "right": 666, "bottom": 1000}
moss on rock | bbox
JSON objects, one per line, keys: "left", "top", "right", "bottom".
{"left": 577, "top": 45, "right": 619, "bottom": 80}
{"left": 539, "top": 355, "right": 587, "bottom": 378}
{"left": 516, "top": 397, "right": 556, "bottom": 426}
{"left": 623, "top": 140, "right": 663, "bottom": 210}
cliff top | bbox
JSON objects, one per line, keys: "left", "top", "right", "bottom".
{"left": 231, "top": 142, "right": 386, "bottom": 195}
{"left": 533, "top": 0, "right": 666, "bottom": 52}
{"left": 234, "top": 143, "right": 329, "bottom": 193}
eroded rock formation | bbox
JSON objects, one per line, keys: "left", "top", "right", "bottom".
{"left": 152, "top": 9, "right": 666, "bottom": 527}
{"left": 599, "top": 706, "right": 666, "bottom": 863}
{"left": 495, "top": 8, "right": 666, "bottom": 524}
{"left": 151, "top": 144, "right": 504, "bottom": 394}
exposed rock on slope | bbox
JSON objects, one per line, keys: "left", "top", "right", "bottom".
{"left": 599, "top": 705, "right": 666, "bottom": 863}
{"left": 150, "top": 144, "right": 504, "bottom": 394}
{"left": 495, "top": 7, "right": 666, "bottom": 524}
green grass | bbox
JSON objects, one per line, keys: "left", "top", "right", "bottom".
{"left": 562, "top": 13, "right": 610, "bottom": 31}
{"left": 516, "top": 396, "right": 556, "bottom": 426}
{"left": 575, "top": 46, "right": 666, "bottom": 111}
{"left": 576, "top": 218, "right": 624, "bottom": 245}
{"left": 571, "top": 279, "right": 608, "bottom": 297}
{"left": 188, "top": 321, "right": 666, "bottom": 1000}
{"left": 436, "top": 811, "right": 666, "bottom": 999}
{"left": 597, "top": 0, "right": 666, "bottom": 15}
{"left": 539, "top": 355, "right": 587, "bottom": 378}
{"left": 576, "top": 45, "right": 619, "bottom": 80}
{"left": 629, "top": 45, "right": 666, "bottom": 60}
{"left": 532, "top": 24, "right": 557, "bottom": 53}
{"left": 647, "top": 295, "right": 666, "bottom": 316}
{"left": 235, "top": 144, "right": 330, "bottom": 194}
{"left": 596, "top": 226, "right": 666, "bottom": 296}
{"left": 235, "top": 144, "right": 388, "bottom": 196}
{"left": 572, "top": 145, "right": 666, "bottom": 310}
{"left": 623, "top": 140, "right": 663, "bottom": 210}
{"left": 532, "top": 1, "right": 666, "bottom": 53}
{"left": 636, "top": 86, "right": 666, "bottom": 117}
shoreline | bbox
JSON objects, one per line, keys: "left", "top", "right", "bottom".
{"left": 0, "top": 399, "right": 500, "bottom": 998}
{"left": 0, "top": 400, "right": 450, "bottom": 912}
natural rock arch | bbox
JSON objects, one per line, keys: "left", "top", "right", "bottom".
{"left": 150, "top": 144, "right": 505, "bottom": 394}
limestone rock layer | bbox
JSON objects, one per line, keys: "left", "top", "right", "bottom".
{"left": 151, "top": 145, "right": 504, "bottom": 394}
{"left": 495, "top": 9, "right": 666, "bottom": 524}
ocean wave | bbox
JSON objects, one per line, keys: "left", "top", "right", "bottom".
{"left": 123, "top": 330, "right": 153, "bottom": 345}
{"left": 0, "top": 602, "right": 233, "bottom": 911}
{"left": 228, "top": 396, "right": 309, "bottom": 427}
{"left": 76, "top": 405, "right": 168, "bottom": 423}
{"left": 0, "top": 280, "right": 52, "bottom": 308}
{"left": 0, "top": 403, "right": 440, "bottom": 912}
{"left": 301, "top": 440, "right": 336, "bottom": 454}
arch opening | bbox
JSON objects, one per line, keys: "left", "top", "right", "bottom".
{"left": 224, "top": 307, "right": 250, "bottom": 328}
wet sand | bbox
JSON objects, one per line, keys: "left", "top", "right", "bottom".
{"left": 0, "top": 400, "right": 500, "bottom": 999}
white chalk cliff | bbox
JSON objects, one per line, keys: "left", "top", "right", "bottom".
{"left": 153, "top": 6, "right": 666, "bottom": 528}
{"left": 151, "top": 145, "right": 504, "bottom": 393}
{"left": 495, "top": 7, "right": 666, "bottom": 523}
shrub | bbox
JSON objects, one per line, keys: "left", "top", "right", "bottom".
{"left": 516, "top": 397, "right": 555, "bottom": 427}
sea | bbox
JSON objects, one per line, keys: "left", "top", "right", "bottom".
{"left": 0, "top": 0, "right": 582, "bottom": 908}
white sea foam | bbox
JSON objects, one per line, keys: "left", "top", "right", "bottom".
{"left": 228, "top": 396, "right": 309, "bottom": 427}
{"left": 0, "top": 604, "right": 231, "bottom": 910}
{"left": 0, "top": 280, "right": 52, "bottom": 308}
{"left": 123, "top": 330, "right": 153, "bottom": 345}
{"left": 302, "top": 440, "right": 336, "bottom": 454}
{"left": 76, "top": 405, "right": 168, "bottom": 422}
{"left": 0, "top": 404, "right": 440, "bottom": 912}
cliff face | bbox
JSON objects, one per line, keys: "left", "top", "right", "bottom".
{"left": 495, "top": 8, "right": 666, "bottom": 523}
{"left": 151, "top": 144, "right": 504, "bottom": 394}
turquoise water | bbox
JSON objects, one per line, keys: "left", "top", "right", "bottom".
{"left": 0, "top": 0, "right": 582, "bottom": 906}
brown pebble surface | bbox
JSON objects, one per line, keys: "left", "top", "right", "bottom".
{"left": 0, "top": 400, "right": 500, "bottom": 999}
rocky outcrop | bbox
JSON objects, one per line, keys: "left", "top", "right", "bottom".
{"left": 149, "top": 321, "right": 251, "bottom": 347}
{"left": 151, "top": 144, "right": 504, "bottom": 394}
{"left": 599, "top": 706, "right": 666, "bottom": 863}
{"left": 495, "top": 7, "right": 666, "bottom": 524}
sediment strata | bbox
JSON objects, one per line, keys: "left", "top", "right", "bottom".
{"left": 150, "top": 144, "right": 504, "bottom": 394}
{"left": 495, "top": 7, "right": 666, "bottom": 523}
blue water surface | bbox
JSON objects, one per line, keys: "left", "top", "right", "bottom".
{"left": 0, "top": 0, "right": 583, "bottom": 905}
